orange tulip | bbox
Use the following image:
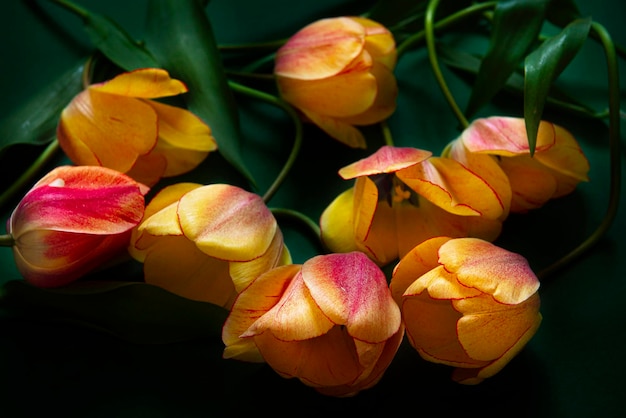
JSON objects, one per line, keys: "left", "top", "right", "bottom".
{"left": 444, "top": 116, "right": 590, "bottom": 212}
{"left": 129, "top": 183, "right": 290, "bottom": 309}
{"left": 320, "top": 145, "right": 506, "bottom": 266}
{"left": 57, "top": 68, "right": 217, "bottom": 186}
{"left": 7, "top": 165, "right": 147, "bottom": 287}
{"left": 222, "top": 251, "right": 404, "bottom": 397}
{"left": 390, "top": 237, "right": 542, "bottom": 384}
{"left": 275, "top": 17, "right": 398, "bottom": 148}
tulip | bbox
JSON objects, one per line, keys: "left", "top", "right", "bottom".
{"left": 274, "top": 17, "right": 398, "bottom": 148}
{"left": 390, "top": 237, "right": 542, "bottom": 384}
{"left": 222, "top": 251, "right": 403, "bottom": 397}
{"left": 129, "top": 183, "right": 290, "bottom": 309}
{"left": 57, "top": 68, "right": 218, "bottom": 186}
{"left": 320, "top": 145, "right": 506, "bottom": 266}
{"left": 444, "top": 116, "right": 590, "bottom": 212}
{"left": 6, "top": 165, "right": 148, "bottom": 288}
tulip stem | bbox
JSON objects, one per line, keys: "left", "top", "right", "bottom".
{"left": 0, "top": 140, "right": 61, "bottom": 212}
{"left": 226, "top": 80, "right": 303, "bottom": 205}
{"left": 0, "top": 234, "right": 15, "bottom": 247}
{"left": 47, "top": 0, "right": 89, "bottom": 18}
{"left": 538, "top": 21, "right": 621, "bottom": 279}
{"left": 424, "top": 0, "right": 470, "bottom": 129}
{"left": 270, "top": 207, "right": 324, "bottom": 253}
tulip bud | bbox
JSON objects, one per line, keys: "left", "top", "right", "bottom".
{"left": 275, "top": 17, "right": 398, "bottom": 148}
{"left": 7, "top": 165, "right": 148, "bottom": 287}
{"left": 390, "top": 237, "right": 542, "bottom": 384}
{"left": 222, "top": 251, "right": 404, "bottom": 397}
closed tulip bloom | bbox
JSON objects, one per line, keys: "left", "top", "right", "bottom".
{"left": 320, "top": 145, "right": 506, "bottom": 266}
{"left": 444, "top": 116, "right": 590, "bottom": 213}
{"left": 6, "top": 165, "right": 148, "bottom": 288}
{"left": 222, "top": 251, "right": 403, "bottom": 397}
{"left": 130, "top": 183, "right": 290, "bottom": 309}
{"left": 275, "top": 17, "right": 398, "bottom": 148}
{"left": 58, "top": 68, "right": 217, "bottom": 186}
{"left": 390, "top": 237, "right": 542, "bottom": 384}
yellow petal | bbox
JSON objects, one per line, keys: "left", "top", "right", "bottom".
{"left": 90, "top": 68, "right": 187, "bottom": 98}
{"left": 58, "top": 89, "right": 157, "bottom": 173}
{"left": 274, "top": 17, "right": 365, "bottom": 80}
{"left": 338, "top": 145, "right": 431, "bottom": 179}
{"left": 178, "top": 184, "right": 276, "bottom": 261}
{"left": 351, "top": 17, "right": 397, "bottom": 70}
{"left": 320, "top": 187, "right": 358, "bottom": 254}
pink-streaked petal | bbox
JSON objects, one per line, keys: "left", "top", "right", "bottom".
{"left": 301, "top": 252, "right": 401, "bottom": 343}
{"left": 438, "top": 238, "right": 540, "bottom": 304}
{"left": 58, "top": 89, "right": 158, "bottom": 172}
{"left": 90, "top": 68, "right": 187, "bottom": 98}
{"left": 461, "top": 117, "right": 556, "bottom": 155}
{"left": 397, "top": 157, "right": 504, "bottom": 219}
{"left": 301, "top": 109, "right": 367, "bottom": 148}
{"left": 178, "top": 184, "right": 276, "bottom": 261}
{"left": 339, "top": 146, "right": 431, "bottom": 179}
{"left": 320, "top": 188, "right": 358, "bottom": 254}
{"left": 275, "top": 17, "right": 365, "bottom": 80}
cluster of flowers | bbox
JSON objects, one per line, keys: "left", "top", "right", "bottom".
{"left": 5, "top": 16, "right": 589, "bottom": 397}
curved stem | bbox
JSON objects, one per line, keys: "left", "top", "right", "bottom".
{"left": 381, "top": 121, "right": 394, "bottom": 146}
{"left": 538, "top": 21, "right": 621, "bottom": 279}
{"left": 424, "top": 0, "right": 470, "bottom": 129}
{"left": 227, "top": 80, "right": 303, "bottom": 204}
{"left": 0, "top": 234, "right": 15, "bottom": 247}
{"left": 47, "top": 0, "right": 88, "bottom": 18}
{"left": 270, "top": 207, "right": 323, "bottom": 251}
{"left": 0, "top": 140, "right": 61, "bottom": 212}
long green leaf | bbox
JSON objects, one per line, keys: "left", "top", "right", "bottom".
{"left": 0, "top": 62, "right": 83, "bottom": 154}
{"left": 145, "top": 0, "right": 255, "bottom": 187}
{"left": 0, "top": 280, "right": 228, "bottom": 344}
{"left": 465, "top": 0, "right": 547, "bottom": 117}
{"left": 524, "top": 17, "right": 591, "bottom": 154}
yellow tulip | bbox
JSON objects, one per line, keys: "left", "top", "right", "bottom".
{"left": 390, "top": 237, "right": 542, "bottom": 384}
{"left": 320, "top": 145, "right": 506, "bottom": 266}
{"left": 129, "top": 183, "right": 290, "bottom": 309}
{"left": 58, "top": 68, "right": 217, "bottom": 186}
{"left": 274, "top": 17, "right": 398, "bottom": 148}
{"left": 222, "top": 251, "right": 404, "bottom": 397}
{"left": 444, "top": 116, "right": 590, "bottom": 212}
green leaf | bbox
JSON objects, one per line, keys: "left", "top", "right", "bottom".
{"left": 546, "top": 0, "right": 582, "bottom": 27}
{"left": 0, "top": 62, "right": 83, "bottom": 154}
{"left": 465, "top": 0, "right": 548, "bottom": 118}
{"left": 145, "top": 0, "right": 256, "bottom": 187}
{"left": 0, "top": 280, "right": 228, "bottom": 344}
{"left": 524, "top": 17, "right": 591, "bottom": 154}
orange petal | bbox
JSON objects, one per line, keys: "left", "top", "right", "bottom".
{"left": 90, "top": 68, "right": 187, "bottom": 98}
{"left": 352, "top": 17, "right": 397, "bottom": 70}
{"left": 177, "top": 184, "right": 276, "bottom": 261}
{"left": 499, "top": 155, "right": 558, "bottom": 212}
{"left": 301, "top": 109, "right": 367, "bottom": 148}
{"left": 58, "top": 89, "right": 158, "bottom": 173}
{"left": 438, "top": 238, "right": 540, "bottom": 304}
{"left": 274, "top": 17, "right": 365, "bottom": 80}
{"left": 338, "top": 145, "right": 431, "bottom": 179}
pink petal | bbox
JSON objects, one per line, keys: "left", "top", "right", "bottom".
{"left": 339, "top": 146, "right": 431, "bottom": 179}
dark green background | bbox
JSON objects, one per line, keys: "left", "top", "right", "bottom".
{"left": 1, "top": 0, "right": 625, "bottom": 417}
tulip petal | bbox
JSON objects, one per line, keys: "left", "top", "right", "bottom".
{"left": 438, "top": 238, "right": 540, "bottom": 304}
{"left": 275, "top": 17, "right": 365, "bottom": 80}
{"left": 338, "top": 145, "right": 431, "bottom": 179}
{"left": 302, "top": 252, "right": 401, "bottom": 343}
{"left": 352, "top": 17, "right": 397, "bottom": 70}
{"left": 58, "top": 89, "right": 158, "bottom": 172}
{"left": 90, "top": 68, "right": 187, "bottom": 98}
{"left": 178, "top": 185, "right": 276, "bottom": 261}
{"left": 499, "top": 155, "right": 558, "bottom": 212}
{"left": 320, "top": 187, "right": 358, "bottom": 254}
{"left": 301, "top": 109, "right": 367, "bottom": 148}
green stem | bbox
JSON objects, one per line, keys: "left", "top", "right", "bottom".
{"left": 424, "top": 0, "right": 470, "bottom": 129}
{"left": 219, "top": 39, "right": 287, "bottom": 53}
{"left": 381, "top": 121, "right": 394, "bottom": 146}
{"left": 47, "top": 0, "right": 89, "bottom": 18}
{"left": 270, "top": 207, "right": 323, "bottom": 250}
{"left": 538, "top": 21, "right": 621, "bottom": 279}
{"left": 227, "top": 80, "right": 303, "bottom": 205}
{"left": 0, "top": 234, "right": 15, "bottom": 247}
{"left": 0, "top": 140, "right": 61, "bottom": 212}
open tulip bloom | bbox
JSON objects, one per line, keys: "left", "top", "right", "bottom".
{"left": 6, "top": 165, "right": 148, "bottom": 288}
{"left": 57, "top": 68, "right": 218, "bottom": 187}
{"left": 320, "top": 145, "right": 506, "bottom": 266}
{"left": 390, "top": 237, "right": 542, "bottom": 384}
{"left": 274, "top": 16, "right": 398, "bottom": 149}
{"left": 222, "top": 251, "right": 404, "bottom": 397}
{"left": 444, "top": 116, "right": 590, "bottom": 213}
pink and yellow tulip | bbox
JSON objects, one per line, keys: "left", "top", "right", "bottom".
{"left": 222, "top": 251, "right": 403, "bottom": 397}
{"left": 7, "top": 165, "right": 148, "bottom": 288}
{"left": 129, "top": 183, "right": 290, "bottom": 309}
{"left": 57, "top": 68, "right": 217, "bottom": 186}
{"left": 320, "top": 145, "right": 506, "bottom": 266}
{"left": 274, "top": 17, "right": 398, "bottom": 148}
{"left": 444, "top": 116, "right": 590, "bottom": 212}
{"left": 390, "top": 237, "right": 542, "bottom": 384}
